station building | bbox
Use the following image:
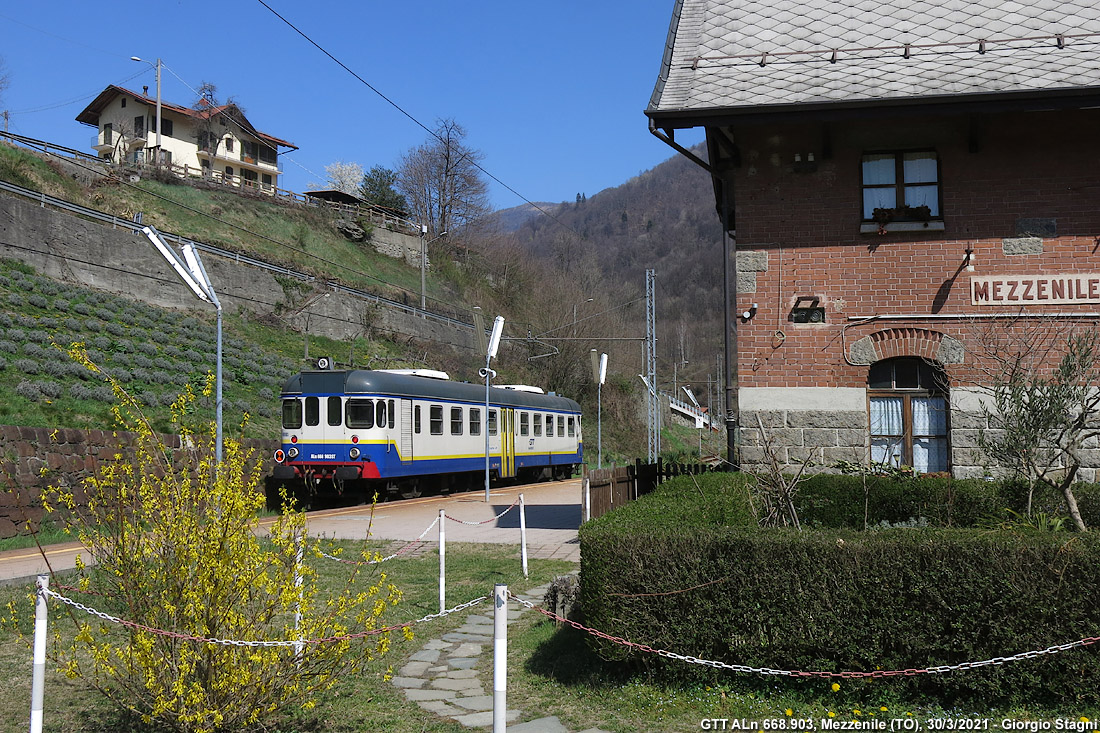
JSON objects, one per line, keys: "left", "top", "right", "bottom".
{"left": 646, "top": 0, "right": 1100, "bottom": 478}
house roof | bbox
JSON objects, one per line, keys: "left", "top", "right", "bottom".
{"left": 75, "top": 85, "right": 298, "bottom": 150}
{"left": 647, "top": 0, "right": 1100, "bottom": 124}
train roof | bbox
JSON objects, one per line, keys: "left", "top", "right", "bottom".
{"left": 281, "top": 370, "right": 581, "bottom": 412}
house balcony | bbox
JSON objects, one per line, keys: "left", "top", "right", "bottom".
{"left": 91, "top": 133, "right": 114, "bottom": 153}
{"left": 196, "top": 146, "right": 282, "bottom": 175}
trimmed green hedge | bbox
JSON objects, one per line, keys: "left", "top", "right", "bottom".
{"left": 578, "top": 473, "right": 1100, "bottom": 706}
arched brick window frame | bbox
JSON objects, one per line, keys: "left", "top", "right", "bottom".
{"left": 849, "top": 327, "right": 964, "bottom": 366}
{"left": 850, "top": 328, "right": 960, "bottom": 475}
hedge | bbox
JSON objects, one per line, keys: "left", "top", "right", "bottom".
{"left": 578, "top": 473, "right": 1100, "bottom": 706}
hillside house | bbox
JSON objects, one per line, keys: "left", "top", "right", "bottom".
{"left": 646, "top": 0, "right": 1100, "bottom": 478}
{"left": 76, "top": 85, "right": 296, "bottom": 192}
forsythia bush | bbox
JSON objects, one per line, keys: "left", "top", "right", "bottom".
{"left": 39, "top": 345, "right": 405, "bottom": 732}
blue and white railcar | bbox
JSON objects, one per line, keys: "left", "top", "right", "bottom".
{"left": 269, "top": 368, "right": 582, "bottom": 504}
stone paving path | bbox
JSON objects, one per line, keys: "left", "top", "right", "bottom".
{"left": 390, "top": 575, "right": 609, "bottom": 733}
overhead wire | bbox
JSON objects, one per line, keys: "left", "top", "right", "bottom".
{"left": 252, "top": 0, "right": 584, "bottom": 239}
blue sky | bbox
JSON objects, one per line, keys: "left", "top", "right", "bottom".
{"left": 0, "top": 1, "right": 703, "bottom": 211}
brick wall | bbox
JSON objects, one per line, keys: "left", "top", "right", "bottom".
{"left": 0, "top": 425, "right": 279, "bottom": 539}
{"left": 724, "top": 108, "right": 1100, "bottom": 476}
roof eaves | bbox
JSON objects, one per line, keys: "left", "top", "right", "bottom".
{"left": 645, "top": 85, "right": 1100, "bottom": 129}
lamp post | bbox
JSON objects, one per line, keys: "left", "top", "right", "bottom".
{"left": 419, "top": 228, "right": 447, "bottom": 311}
{"left": 590, "top": 350, "right": 607, "bottom": 468}
{"left": 130, "top": 56, "right": 162, "bottom": 164}
{"left": 572, "top": 297, "right": 593, "bottom": 337}
{"left": 142, "top": 226, "right": 223, "bottom": 462}
{"left": 480, "top": 316, "right": 504, "bottom": 502}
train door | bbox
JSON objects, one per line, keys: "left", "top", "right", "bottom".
{"left": 499, "top": 407, "right": 516, "bottom": 479}
{"left": 399, "top": 399, "right": 414, "bottom": 465}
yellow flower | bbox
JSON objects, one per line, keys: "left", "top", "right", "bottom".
{"left": 786, "top": 709, "right": 793, "bottom": 717}
{"left": 1081, "top": 719, "right": 1091, "bottom": 724}
{"left": 881, "top": 707, "right": 888, "bottom": 712}
{"left": 831, "top": 682, "right": 841, "bottom": 692}
{"left": 828, "top": 712, "right": 836, "bottom": 718}
{"left": 854, "top": 710, "right": 861, "bottom": 716}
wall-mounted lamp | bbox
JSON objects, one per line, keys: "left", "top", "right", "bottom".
{"left": 742, "top": 302, "right": 758, "bottom": 320}
{"left": 792, "top": 152, "right": 817, "bottom": 173}
{"left": 965, "top": 246, "right": 975, "bottom": 272}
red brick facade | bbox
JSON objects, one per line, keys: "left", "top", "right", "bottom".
{"left": 724, "top": 108, "right": 1100, "bottom": 477}
{"left": 733, "top": 108, "right": 1100, "bottom": 390}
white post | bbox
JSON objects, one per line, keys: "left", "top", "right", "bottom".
{"left": 492, "top": 584, "right": 507, "bottom": 733}
{"left": 29, "top": 574, "right": 48, "bottom": 733}
{"left": 519, "top": 494, "right": 528, "bottom": 579}
{"left": 584, "top": 476, "right": 591, "bottom": 523}
{"left": 293, "top": 531, "right": 304, "bottom": 663}
{"left": 438, "top": 509, "right": 446, "bottom": 614}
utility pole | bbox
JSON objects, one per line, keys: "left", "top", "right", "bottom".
{"left": 721, "top": 191, "right": 740, "bottom": 469}
{"left": 645, "top": 269, "right": 659, "bottom": 462}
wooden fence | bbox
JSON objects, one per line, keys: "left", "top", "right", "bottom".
{"left": 582, "top": 459, "right": 719, "bottom": 521}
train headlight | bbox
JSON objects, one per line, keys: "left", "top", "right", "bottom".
{"left": 274, "top": 449, "right": 285, "bottom": 463}
{"left": 349, "top": 447, "right": 361, "bottom": 459}
{"left": 287, "top": 447, "right": 300, "bottom": 460}
{"left": 351, "top": 435, "right": 359, "bottom": 444}
{"left": 290, "top": 435, "right": 298, "bottom": 444}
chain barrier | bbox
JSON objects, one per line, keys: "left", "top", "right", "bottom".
{"left": 43, "top": 587, "right": 486, "bottom": 648}
{"left": 445, "top": 496, "right": 519, "bottom": 525}
{"left": 508, "top": 592, "right": 1100, "bottom": 679}
{"left": 317, "top": 517, "right": 439, "bottom": 565}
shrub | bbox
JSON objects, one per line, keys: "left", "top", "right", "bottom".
{"left": 6, "top": 293, "right": 25, "bottom": 307}
{"left": 27, "top": 294, "right": 48, "bottom": 308}
{"left": 14, "top": 380, "right": 40, "bottom": 400}
{"left": 579, "top": 473, "right": 1100, "bottom": 707}
{"left": 105, "top": 321, "right": 125, "bottom": 336}
{"left": 0, "top": 340, "right": 17, "bottom": 354}
{"left": 72, "top": 302, "right": 92, "bottom": 315}
{"left": 14, "top": 358, "right": 39, "bottom": 374}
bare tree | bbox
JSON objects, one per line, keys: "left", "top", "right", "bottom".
{"left": 0, "top": 56, "right": 9, "bottom": 108}
{"left": 397, "top": 118, "right": 490, "bottom": 235}
{"left": 970, "top": 319, "right": 1100, "bottom": 532}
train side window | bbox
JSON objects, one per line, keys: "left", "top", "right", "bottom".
{"left": 327, "top": 396, "right": 342, "bottom": 426}
{"left": 568, "top": 417, "right": 576, "bottom": 437}
{"left": 451, "top": 407, "right": 463, "bottom": 435}
{"left": 346, "top": 399, "right": 375, "bottom": 429}
{"left": 305, "top": 396, "right": 319, "bottom": 426}
{"left": 388, "top": 399, "right": 396, "bottom": 429}
{"left": 557, "top": 416, "right": 565, "bottom": 435}
{"left": 414, "top": 405, "right": 422, "bottom": 434}
{"left": 519, "top": 412, "right": 529, "bottom": 436}
{"left": 430, "top": 405, "right": 444, "bottom": 435}
{"left": 376, "top": 400, "right": 387, "bottom": 428}
{"left": 533, "top": 414, "right": 542, "bottom": 436}
{"left": 546, "top": 415, "right": 554, "bottom": 437}
{"left": 488, "top": 409, "right": 498, "bottom": 436}
{"left": 470, "top": 408, "right": 481, "bottom": 436}
{"left": 282, "top": 398, "right": 303, "bottom": 429}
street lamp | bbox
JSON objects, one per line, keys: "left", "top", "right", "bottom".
{"left": 479, "top": 316, "right": 504, "bottom": 502}
{"left": 572, "top": 297, "right": 593, "bottom": 337}
{"left": 419, "top": 228, "right": 447, "bottom": 311}
{"left": 142, "top": 226, "right": 223, "bottom": 463}
{"left": 130, "top": 56, "right": 162, "bottom": 163}
{"left": 590, "top": 350, "right": 607, "bottom": 468}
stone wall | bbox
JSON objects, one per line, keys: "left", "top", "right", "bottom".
{"left": 0, "top": 191, "right": 477, "bottom": 352}
{"left": 0, "top": 424, "right": 279, "bottom": 539}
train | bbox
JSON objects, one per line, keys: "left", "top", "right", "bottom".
{"left": 267, "top": 365, "right": 583, "bottom": 507}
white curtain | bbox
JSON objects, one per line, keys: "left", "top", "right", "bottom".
{"left": 904, "top": 185, "right": 940, "bottom": 216}
{"left": 903, "top": 152, "right": 937, "bottom": 183}
{"left": 912, "top": 397, "right": 948, "bottom": 472}
{"left": 869, "top": 397, "right": 903, "bottom": 466}
{"left": 862, "top": 154, "right": 896, "bottom": 218}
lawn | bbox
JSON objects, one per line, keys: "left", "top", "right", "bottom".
{"left": 2, "top": 539, "right": 1097, "bottom": 732}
